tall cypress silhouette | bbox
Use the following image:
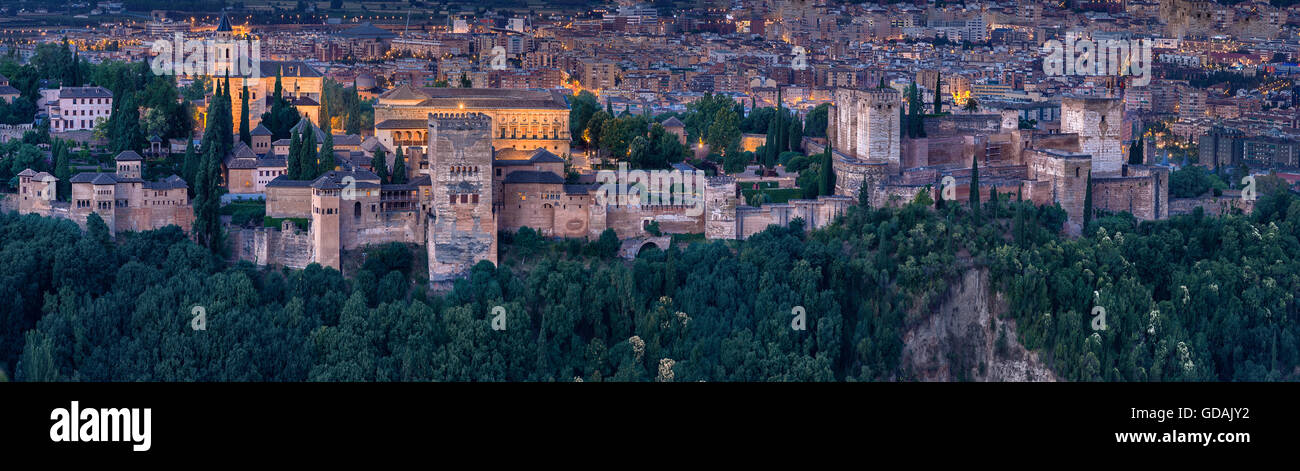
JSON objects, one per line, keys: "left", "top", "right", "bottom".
{"left": 970, "top": 154, "right": 981, "bottom": 223}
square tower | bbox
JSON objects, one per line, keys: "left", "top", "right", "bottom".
{"left": 427, "top": 112, "right": 497, "bottom": 282}
{"left": 1061, "top": 96, "right": 1123, "bottom": 177}
{"left": 831, "top": 88, "right": 901, "bottom": 174}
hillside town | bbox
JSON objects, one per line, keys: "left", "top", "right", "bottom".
{"left": 1, "top": 0, "right": 1297, "bottom": 283}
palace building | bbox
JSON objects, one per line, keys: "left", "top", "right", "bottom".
{"left": 16, "top": 151, "right": 193, "bottom": 234}
{"left": 372, "top": 85, "right": 571, "bottom": 177}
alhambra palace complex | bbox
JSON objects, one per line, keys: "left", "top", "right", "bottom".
{"left": 16, "top": 66, "right": 1176, "bottom": 283}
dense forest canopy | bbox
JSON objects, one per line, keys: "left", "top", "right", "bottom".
{"left": 2, "top": 183, "right": 1298, "bottom": 382}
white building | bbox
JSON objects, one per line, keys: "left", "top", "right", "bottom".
{"left": 50, "top": 86, "right": 113, "bottom": 133}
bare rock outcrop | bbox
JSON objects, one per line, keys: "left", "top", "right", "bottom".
{"left": 901, "top": 268, "right": 1057, "bottom": 382}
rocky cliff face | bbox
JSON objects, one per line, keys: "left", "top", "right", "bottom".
{"left": 900, "top": 268, "right": 1057, "bottom": 382}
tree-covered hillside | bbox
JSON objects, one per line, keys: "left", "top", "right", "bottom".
{"left": 2, "top": 186, "right": 1298, "bottom": 381}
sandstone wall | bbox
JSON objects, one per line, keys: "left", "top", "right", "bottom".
{"left": 230, "top": 223, "right": 314, "bottom": 269}
{"left": 833, "top": 157, "right": 889, "bottom": 199}
{"left": 732, "top": 196, "right": 852, "bottom": 239}
{"left": 1169, "top": 194, "right": 1255, "bottom": 216}
{"left": 267, "top": 186, "right": 312, "bottom": 218}
{"left": 1027, "top": 148, "right": 1092, "bottom": 233}
{"left": 922, "top": 114, "right": 1002, "bottom": 138}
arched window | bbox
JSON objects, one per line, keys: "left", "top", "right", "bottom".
{"left": 354, "top": 201, "right": 361, "bottom": 219}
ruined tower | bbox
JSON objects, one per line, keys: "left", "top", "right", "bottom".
{"left": 1061, "top": 96, "right": 1123, "bottom": 177}
{"left": 703, "top": 176, "right": 738, "bottom": 240}
{"left": 427, "top": 112, "right": 497, "bottom": 282}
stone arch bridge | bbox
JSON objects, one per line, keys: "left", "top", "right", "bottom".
{"left": 619, "top": 236, "right": 671, "bottom": 259}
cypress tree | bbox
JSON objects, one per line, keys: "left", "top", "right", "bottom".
{"left": 222, "top": 72, "right": 233, "bottom": 154}
{"left": 989, "top": 185, "right": 998, "bottom": 216}
{"left": 935, "top": 177, "right": 945, "bottom": 211}
{"left": 392, "top": 145, "right": 407, "bottom": 184}
{"left": 299, "top": 121, "right": 318, "bottom": 179}
{"left": 788, "top": 115, "right": 803, "bottom": 153}
{"left": 273, "top": 67, "right": 283, "bottom": 102}
{"left": 111, "top": 93, "right": 145, "bottom": 153}
{"left": 269, "top": 68, "right": 284, "bottom": 136}
{"left": 371, "top": 146, "right": 389, "bottom": 182}
{"left": 239, "top": 84, "right": 251, "bottom": 146}
{"left": 933, "top": 70, "right": 943, "bottom": 115}
{"left": 55, "top": 146, "right": 70, "bottom": 201}
{"left": 906, "top": 82, "right": 926, "bottom": 138}
{"left": 1128, "top": 138, "right": 1144, "bottom": 165}
{"left": 287, "top": 131, "right": 302, "bottom": 179}
{"left": 71, "top": 49, "right": 81, "bottom": 87}
{"left": 775, "top": 87, "right": 785, "bottom": 153}
{"left": 818, "top": 143, "right": 834, "bottom": 197}
{"left": 764, "top": 114, "right": 779, "bottom": 169}
{"left": 208, "top": 81, "right": 226, "bottom": 158}
{"left": 319, "top": 118, "right": 336, "bottom": 174}
{"left": 182, "top": 138, "right": 197, "bottom": 192}
{"left": 970, "top": 154, "right": 981, "bottom": 223}
{"left": 192, "top": 136, "right": 224, "bottom": 252}
{"left": 1083, "top": 170, "right": 1094, "bottom": 233}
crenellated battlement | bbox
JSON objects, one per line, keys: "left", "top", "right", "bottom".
{"left": 428, "top": 112, "right": 493, "bottom": 130}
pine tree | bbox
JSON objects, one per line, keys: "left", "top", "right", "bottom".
{"left": 287, "top": 131, "right": 302, "bottom": 179}
{"left": 371, "top": 146, "right": 389, "bottom": 182}
{"left": 1083, "top": 170, "right": 1094, "bottom": 233}
{"left": 970, "top": 154, "right": 981, "bottom": 223}
{"left": 239, "top": 84, "right": 251, "bottom": 146}
{"left": 392, "top": 145, "right": 407, "bottom": 184}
